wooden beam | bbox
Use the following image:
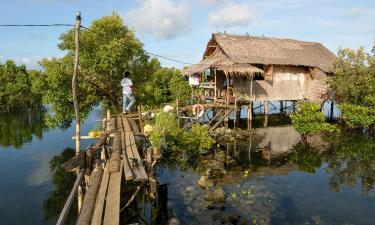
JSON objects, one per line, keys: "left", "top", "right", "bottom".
{"left": 129, "top": 132, "right": 148, "bottom": 181}
{"left": 121, "top": 132, "right": 133, "bottom": 181}
{"left": 103, "top": 161, "right": 123, "bottom": 225}
{"left": 128, "top": 117, "right": 140, "bottom": 133}
{"left": 91, "top": 165, "right": 110, "bottom": 225}
{"left": 125, "top": 132, "right": 141, "bottom": 179}
{"left": 109, "top": 132, "right": 121, "bottom": 173}
{"left": 76, "top": 167, "right": 104, "bottom": 225}
{"left": 62, "top": 132, "right": 109, "bottom": 171}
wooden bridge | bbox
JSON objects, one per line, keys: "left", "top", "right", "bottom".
{"left": 57, "top": 114, "right": 155, "bottom": 225}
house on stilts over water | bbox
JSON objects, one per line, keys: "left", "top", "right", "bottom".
{"left": 183, "top": 33, "right": 336, "bottom": 108}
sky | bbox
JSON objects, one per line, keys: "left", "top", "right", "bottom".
{"left": 0, "top": 0, "right": 374, "bottom": 69}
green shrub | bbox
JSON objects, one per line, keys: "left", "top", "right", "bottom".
{"left": 181, "top": 124, "right": 215, "bottom": 155}
{"left": 149, "top": 112, "right": 178, "bottom": 148}
{"left": 290, "top": 102, "right": 339, "bottom": 137}
{"left": 339, "top": 96, "right": 375, "bottom": 129}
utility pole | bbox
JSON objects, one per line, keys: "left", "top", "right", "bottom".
{"left": 72, "top": 11, "right": 83, "bottom": 213}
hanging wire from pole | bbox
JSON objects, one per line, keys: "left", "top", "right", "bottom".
{"left": 0, "top": 23, "right": 202, "bottom": 66}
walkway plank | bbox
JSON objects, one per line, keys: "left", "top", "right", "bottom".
{"left": 109, "top": 132, "right": 121, "bottom": 172}
{"left": 129, "top": 132, "right": 148, "bottom": 181}
{"left": 125, "top": 132, "right": 141, "bottom": 179}
{"left": 91, "top": 164, "right": 110, "bottom": 225}
{"left": 103, "top": 162, "right": 123, "bottom": 225}
{"left": 122, "top": 116, "right": 132, "bottom": 132}
{"left": 121, "top": 132, "right": 133, "bottom": 180}
{"left": 128, "top": 117, "right": 140, "bottom": 133}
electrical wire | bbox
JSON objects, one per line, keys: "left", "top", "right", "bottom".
{"left": 0, "top": 24, "right": 74, "bottom": 27}
{"left": 0, "top": 23, "right": 199, "bottom": 66}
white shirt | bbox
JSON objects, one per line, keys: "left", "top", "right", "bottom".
{"left": 121, "top": 78, "right": 133, "bottom": 95}
{"left": 188, "top": 76, "right": 199, "bottom": 86}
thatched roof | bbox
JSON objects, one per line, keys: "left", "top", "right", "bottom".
{"left": 183, "top": 48, "right": 264, "bottom": 78}
{"left": 183, "top": 33, "right": 336, "bottom": 76}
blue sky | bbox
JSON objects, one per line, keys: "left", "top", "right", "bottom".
{"left": 0, "top": 0, "right": 374, "bottom": 69}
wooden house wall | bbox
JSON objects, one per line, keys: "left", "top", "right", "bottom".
{"left": 304, "top": 69, "right": 328, "bottom": 103}
{"left": 233, "top": 65, "right": 313, "bottom": 101}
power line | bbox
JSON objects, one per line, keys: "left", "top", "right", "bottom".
{"left": 80, "top": 26, "right": 196, "bottom": 65}
{"left": 0, "top": 23, "right": 199, "bottom": 66}
{"left": 144, "top": 51, "right": 195, "bottom": 65}
{"left": 0, "top": 24, "right": 74, "bottom": 27}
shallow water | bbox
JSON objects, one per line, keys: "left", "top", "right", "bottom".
{"left": 156, "top": 126, "right": 375, "bottom": 225}
{"left": 0, "top": 108, "right": 103, "bottom": 225}
{"left": 0, "top": 107, "right": 373, "bottom": 225}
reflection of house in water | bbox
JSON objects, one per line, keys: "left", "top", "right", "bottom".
{"left": 255, "top": 126, "right": 301, "bottom": 164}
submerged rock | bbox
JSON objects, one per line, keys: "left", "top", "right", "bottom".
{"left": 185, "top": 186, "right": 195, "bottom": 193}
{"left": 198, "top": 176, "right": 214, "bottom": 189}
{"left": 204, "top": 187, "right": 226, "bottom": 209}
{"left": 206, "top": 160, "right": 226, "bottom": 178}
{"left": 220, "top": 214, "right": 241, "bottom": 224}
{"left": 168, "top": 218, "right": 180, "bottom": 225}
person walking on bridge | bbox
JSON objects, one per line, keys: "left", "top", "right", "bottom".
{"left": 121, "top": 71, "right": 136, "bottom": 114}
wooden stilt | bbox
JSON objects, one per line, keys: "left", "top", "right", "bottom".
{"left": 247, "top": 102, "right": 253, "bottom": 130}
{"left": 137, "top": 105, "right": 144, "bottom": 134}
{"left": 264, "top": 101, "right": 268, "bottom": 127}
{"left": 330, "top": 101, "right": 334, "bottom": 121}
{"left": 234, "top": 99, "right": 237, "bottom": 129}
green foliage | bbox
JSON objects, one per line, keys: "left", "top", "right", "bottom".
{"left": 290, "top": 102, "right": 339, "bottom": 136}
{"left": 0, "top": 60, "right": 44, "bottom": 112}
{"left": 149, "top": 112, "right": 178, "bottom": 148}
{"left": 180, "top": 124, "right": 215, "bottom": 155}
{"left": 339, "top": 102, "right": 375, "bottom": 129}
{"left": 330, "top": 47, "right": 375, "bottom": 129}
{"left": 43, "top": 148, "right": 77, "bottom": 224}
{"left": 41, "top": 13, "right": 151, "bottom": 128}
{"left": 331, "top": 47, "right": 375, "bottom": 105}
{"left": 140, "top": 64, "right": 190, "bottom": 108}
{"left": 170, "top": 73, "right": 191, "bottom": 105}
{"left": 42, "top": 13, "right": 190, "bottom": 128}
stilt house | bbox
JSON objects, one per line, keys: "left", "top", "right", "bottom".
{"left": 184, "top": 33, "right": 336, "bottom": 105}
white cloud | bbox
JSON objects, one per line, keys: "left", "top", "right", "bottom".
{"left": 124, "top": 0, "right": 191, "bottom": 40}
{"left": 208, "top": 2, "right": 256, "bottom": 28}
{"left": 349, "top": 7, "right": 366, "bottom": 16}
{"left": 201, "top": 0, "right": 229, "bottom": 5}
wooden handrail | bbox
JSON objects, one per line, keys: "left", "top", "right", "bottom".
{"left": 56, "top": 170, "right": 85, "bottom": 225}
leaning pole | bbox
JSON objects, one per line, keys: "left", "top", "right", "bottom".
{"left": 72, "top": 11, "right": 83, "bottom": 213}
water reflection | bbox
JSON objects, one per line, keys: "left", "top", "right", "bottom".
{"left": 326, "top": 134, "right": 375, "bottom": 195}
{"left": 158, "top": 125, "right": 375, "bottom": 225}
{"left": 0, "top": 109, "right": 46, "bottom": 148}
{"left": 43, "top": 147, "right": 77, "bottom": 225}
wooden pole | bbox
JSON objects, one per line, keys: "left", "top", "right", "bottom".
{"left": 214, "top": 69, "right": 217, "bottom": 102}
{"left": 72, "top": 11, "right": 83, "bottom": 213}
{"left": 330, "top": 101, "right": 334, "bottom": 121}
{"left": 247, "top": 102, "right": 253, "bottom": 130}
{"left": 138, "top": 105, "right": 144, "bottom": 134}
{"left": 280, "top": 100, "right": 284, "bottom": 114}
{"left": 264, "top": 101, "right": 268, "bottom": 127}
{"left": 234, "top": 99, "right": 237, "bottom": 129}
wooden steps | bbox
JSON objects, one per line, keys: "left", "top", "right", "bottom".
{"left": 73, "top": 114, "right": 148, "bottom": 225}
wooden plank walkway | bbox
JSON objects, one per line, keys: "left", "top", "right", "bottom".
{"left": 72, "top": 114, "right": 148, "bottom": 225}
